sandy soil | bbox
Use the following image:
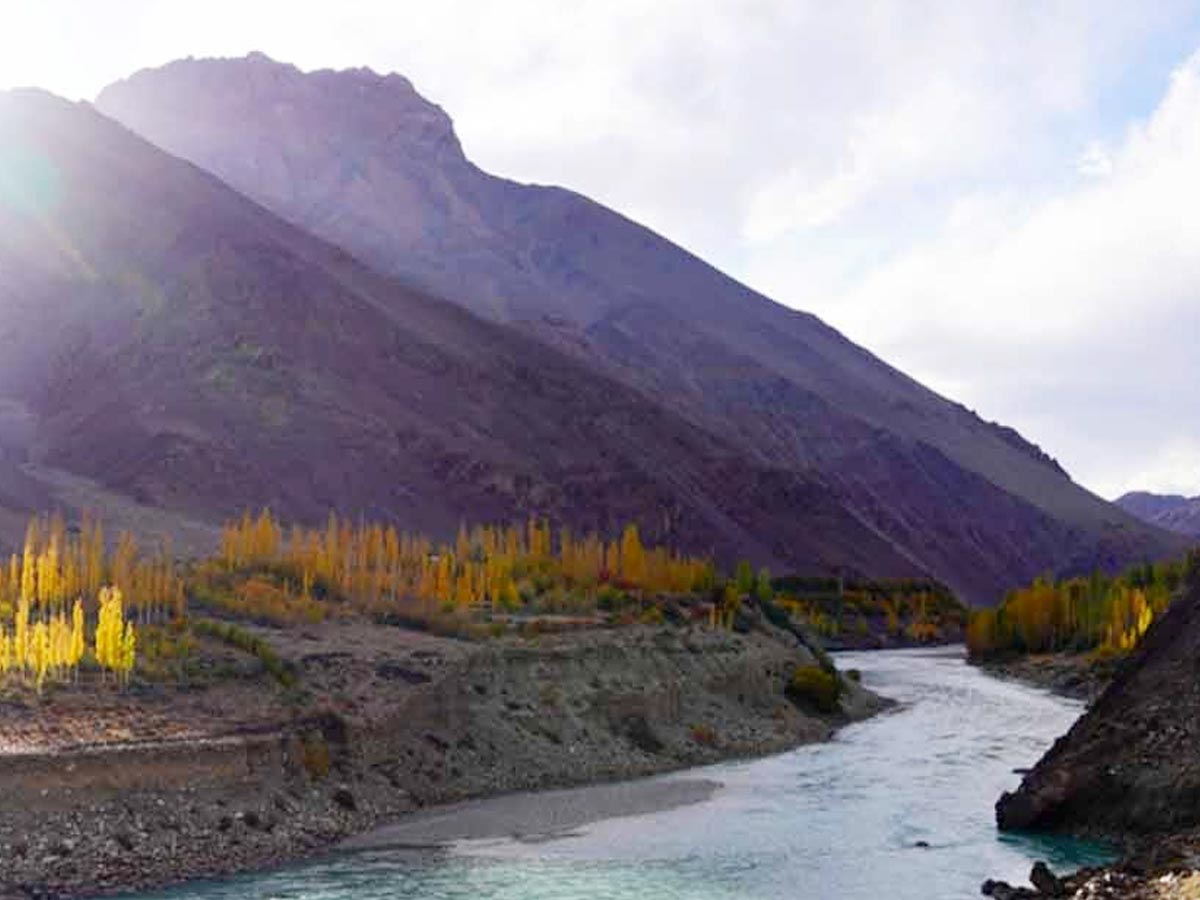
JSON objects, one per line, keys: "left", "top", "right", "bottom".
{"left": 340, "top": 775, "right": 721, "bottom": 849}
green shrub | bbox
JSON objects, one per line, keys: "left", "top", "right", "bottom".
{"left": 193, "top": 619, "right": 297, "bottom": 687}
{"left": 810, "top": 643, "right": 837, "bottom": 675}
{"left": 786, "top": 665, "right": 842, "bottom": 714}
{"left": 759, "top": 596, "right": 792, "bottom": 630}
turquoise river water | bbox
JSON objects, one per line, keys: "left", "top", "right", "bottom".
{"left": 126, "top": 647, "right": 1112, "bottom": 899}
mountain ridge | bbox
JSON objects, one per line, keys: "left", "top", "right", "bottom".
{"left": 1116, "top": 490, "right": 1200, "bottom": 537}
{"left": 90, "top": 53, "right": 1182, "bottom": 602}
{"left": 0, "top": 86, "right": 939, "bottom": 579}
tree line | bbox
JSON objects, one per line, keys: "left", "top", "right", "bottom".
{"left": 771, "top": 575, "right": 965, "bottom": 643}
{"left": 0, "top": 514, "right": 185, "bottom": 691}
{"left": 0, "top": 507, "right": 780, "bottom": 693}
{"left": 966, "top": 556, "right": 1194, "bottom": 658}
{"left": 216, "top": 510, "right": 716, "bottom": 620}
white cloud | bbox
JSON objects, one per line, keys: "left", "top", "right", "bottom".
{"left": 811, "top": 48, "right": 1200, "bottom": 498}
{"left": 744, "top": 165, "right": 867, "bottom": 239}
{"left": 1114, "top": 440, "right": 1200, "bottom": 498}
{"left": 2, "top": 1, "right": 1200, "bottom": 496}
{"left": 1077, "top": 142, "right": 1114, "bottom": 177}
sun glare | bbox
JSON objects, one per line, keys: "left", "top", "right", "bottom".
{"left": 0, "top": 8, "right": 95, "bottom": 100}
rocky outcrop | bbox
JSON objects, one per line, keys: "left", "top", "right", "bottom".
{"left": 981, "top": 861, "right": 1141, "bottom": 899}
{"left": 0, "top": 619, "right": 880, "bottom": 897}
{"left": 981, "top": 859, "right": 1200, "bottom": 899}
{"left": 996, "top": 576, "right": 1200, "bottom": 836}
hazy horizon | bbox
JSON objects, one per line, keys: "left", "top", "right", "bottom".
{"left": 3, "top": 1, "right": 1199, "bottom": 500}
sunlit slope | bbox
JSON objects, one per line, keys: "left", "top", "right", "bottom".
{"left": 94, "top": 55, "right": 1183, "bottom": 601}
{"left": 0, "top": 88, "right": 926, "bottom": 576}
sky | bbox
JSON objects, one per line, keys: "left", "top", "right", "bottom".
{"left": 2, "top": 1, "right": 1200, "bottom": 499}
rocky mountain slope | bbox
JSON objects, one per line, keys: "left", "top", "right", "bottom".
{"left": 996, "top": 573, "right": 1200, "bottom": 837}
{"left": 1117, "top": 491, "right": 1200, "bottom": 537}
{"left": 94, "top": 53, "right": 1181, "bottom": 603}
{"left": 0, "top": 88, "right": 927, "bottom": 574}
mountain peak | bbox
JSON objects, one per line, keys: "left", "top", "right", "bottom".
{"left": 98, "top": 54, "right": 464, "bottom": 169}
{"left": 1115, "top": 490, "right": 1200, "bottom": 537}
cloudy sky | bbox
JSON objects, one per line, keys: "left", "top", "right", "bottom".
{"left": 3, "top": 1, "right": 1200, "bottom": 499}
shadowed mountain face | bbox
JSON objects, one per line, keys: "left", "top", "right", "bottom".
{"left": 92, "top": 54, "right": 1181, "bottom": 603}
{"left": 1116, "top": 491, "right": 1200, "bottom": 537}
{"left": 0, "top": 88, "right": 935, "bottom": 574}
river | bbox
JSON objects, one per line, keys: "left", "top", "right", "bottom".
{"left": 126, "top": 646, "right": 1112, "bottom": 899}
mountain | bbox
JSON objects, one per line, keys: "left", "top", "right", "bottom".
{"left": 1116, "top": 491, "right": 1200, "bottom": 538}
{"left": 0, "top": 87, "right": 944, "bottom": 574}
{"left": 92, "top": 54, "right": 1181, "bottom": 602}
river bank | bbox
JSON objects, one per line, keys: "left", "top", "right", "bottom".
{"left": 120, "top": 647, "right": 1110, "bottom": 900}
{"left": 0, "top": 615, "right": 882, "bottom": 898}
{"left": 985, "top": 582, "right": 1200, "bottom": 899}
{"left": 972, "top": 652, "right": 1116, "bottom": 703}
{"left": 981, "top": 858, "right": 1197, "bottom": 899}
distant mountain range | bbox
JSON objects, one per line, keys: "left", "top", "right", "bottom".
{"left": 1115, "top": 492, "right": 1200, "bottom": 538}
{"left": 0, "top": 54, "right": 1178, "bottom": 602}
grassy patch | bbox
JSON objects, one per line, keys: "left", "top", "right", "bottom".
{"left": 192, "top": 619, "right": 297, "bottom": 687}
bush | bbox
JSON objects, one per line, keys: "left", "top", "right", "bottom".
{"left": 810, "top": 644, "right": 837, "bottom": 675}
{"left": 301, "top": 732, "right": 331, "bottom": 779}
{"left": 786, "top": 664, "right": 842, "bottom": 714}
{"left": 190, "top": 567, "right": 329, "bottom": 626}
{"left": 690, "top": 723, "right": 718, "bottom": 747}
{"left": 139, "top": 625, "right": 198, "bottom": 682}
{"left": 759, "top": 596, "right": 792, "bottom": 630}
{"left": 639, "top": 605, "right": 666, "bottom": 625}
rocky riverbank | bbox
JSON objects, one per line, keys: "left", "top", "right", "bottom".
{"left": 0, "top": 613, "right": 883, "bottom": 898}
{"left": 973, "top": 652, "right": 1117, "bottom": 703}
{"left": 981, "top": 858, "right": 1200, "bottom": 899}
{"left": 986, "top": 578, "right": 1200, "bottom": 899}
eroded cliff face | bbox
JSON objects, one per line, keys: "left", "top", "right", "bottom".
{"left": 997, "top": 577, "right": 1200, "bottom": 837}
{"left": 0, "top": 620, "right": 878, "bottom": 897}
{"left": 356, "top": 625, "right": 881, "bottom": 802}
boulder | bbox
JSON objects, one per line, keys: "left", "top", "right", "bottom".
{"left": 1030, "top": 861, "right": 1064, "bottom": 897}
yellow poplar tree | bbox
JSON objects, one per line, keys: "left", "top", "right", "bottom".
{"left": 620, "top": 524, "right": 646, "bottom": 587}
